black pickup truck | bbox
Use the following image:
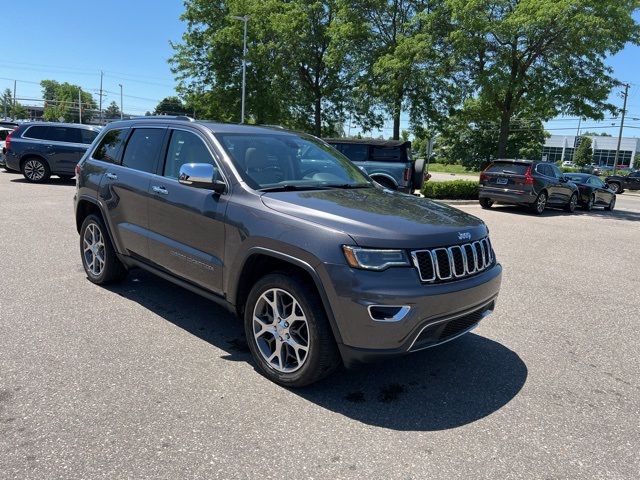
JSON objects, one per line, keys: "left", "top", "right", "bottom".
{"left": 605, "top": 170, "right": 640, "bottom": 194}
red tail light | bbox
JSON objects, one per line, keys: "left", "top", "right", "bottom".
{"left": 75, "top": 163, "right": 82, "bottom": 176}
{"left": 403, "top": 167, "right": 411, "bottom": 182}
{"left": 479, "top": 172, "right": 488, "bottom": 182}
{"left": 524, "top": 166, "right": 534, "bottom": 185}
{"left": 4, "top": 128, "right": 16, "bottom": 151}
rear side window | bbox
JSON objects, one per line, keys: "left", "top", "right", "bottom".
{"left": 486, "top": 162, "right": 530, "bottom": 175}
{"left": 23, "top": 125, "right": 50, "bottom": 140}
{"left": 371, "top": 146, "right": 404, "bottom": 162}
{"left": 337, "top": 143, "right": 369, "bottom": 162}
{"left": 93, "top": 129, "right": 129, "bottom": 163}
{"left": 48, "top": 126, "right": 80, "bottom": 143}
{"left": 535, "top": 163, "right": 553, "bottom": 177}
{"left": 80, "top": 129, "right": 99, "bottom": 144}
{"left": 121, "top": 128, "right": 165, "bottom": 174}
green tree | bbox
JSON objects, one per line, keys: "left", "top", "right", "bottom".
{"left": 2, "top": 88, "right": 28, "bottom": 119}
{"left": 170, "top": 0, "right": 358, "bottom": 136}
{"left": 154, "top": 96, "right": 188, "bottom": 115}
{"left": 446, "top": 0, "right": 640, "bottom": 158}
{"left": 104, "top": 101, "right": 121, "bottom": 119}
{"left": 41, "top": 80, "right": 96, "bottom": 123}
{"left": 573, "top": 136, "right": 593, "bottom": 166}
{"left": 581, "top": 131, "right": 612, "bottom": 137}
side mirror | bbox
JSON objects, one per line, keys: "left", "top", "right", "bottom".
{"left": 559, "top": 176, "right": 568, "bottom": 183}
{"left": 178, "top": 163, "right": 226, "bottom": 193}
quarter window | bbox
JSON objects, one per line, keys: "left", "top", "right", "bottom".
{"left": 121, "top": 128, "right": 165, "bottom": 174}
{"left": 163, "top": 130, "right": 215, "bottom": 179}
{"left": 80, "top": 129, "right": 99, "bottom": 144}
{"left": 93, "top": 129, "right": 129, "bottom": 164}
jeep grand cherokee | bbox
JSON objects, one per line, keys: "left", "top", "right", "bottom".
{"left": 74, "top": 117, "right": 502, "bottom": 387}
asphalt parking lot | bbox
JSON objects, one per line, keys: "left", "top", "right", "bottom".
{"left": 1, "top": 171, "right": 639, "bottom": 479}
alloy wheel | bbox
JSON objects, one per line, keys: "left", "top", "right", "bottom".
{"left": 536, "top": 193, "right": 546, "bottom": 213}
{"left": 83, "top": 223, "right": 106, "bottom": 277}
{"left": 24, "top": 160, "right": 45, "bottom": 181}
{"left": 569, "top": 194, "right": 577, "bottom": 212}
{"left": 252, "top": 288, "right": 310, "bottom": 373}
{"left": 609, "top": 183, "right": 619, "bottom": 193}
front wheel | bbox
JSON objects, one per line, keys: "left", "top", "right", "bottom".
{"left": 605, "top": 196, "right": 616, "bottom": 211}
{"left": 583, "top": 193, "right": 595, "bottom": 211}
{"left": 607, "top": 182, "right": 622, "bottom": 194}
{"left": 531, "top": 191, "right": 547, "bottom": 215}
{"left": 244, "top": 273, "right": 340, "bottom": 387}
{"left": 564, "top": 193, "right": 578, "bottom": 213}
{"left": 479, "top": 198, "right": 494, "bottom": 209}
{"left": 80, "top": 214, "right": 128, "bottom": 285}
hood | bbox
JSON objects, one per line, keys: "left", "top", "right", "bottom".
{"left": 261, "top": 187, "right": 487, "bottom": 249}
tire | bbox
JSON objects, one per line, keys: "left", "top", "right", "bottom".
{"left": 564, "top": 192, "right": 578, "bottom": 213}
{"left": 583, "top": 193, "right": 595, "bottom": 211}
{"left": 22, "top": 157, "right": 51, "bottom": 183}
{"left": 244, "top": 273, "right": 340, "bottom": 387}
{"left": 412, "top": 158, "right": 426, "bottom": 190}
{"left": 79, "top": 214, "right": 128, "bottom": 285}
{"left": 605, "top": 196, "right": 616, "bottom": 211}
{"left": 479, "top": 198, "right": 494, "bottom": 209}
{"left": 607, "top": 182, "right": 622, "bottom": 194}
{"left": 531, "top": 191, "right": 547, "bottom": 215}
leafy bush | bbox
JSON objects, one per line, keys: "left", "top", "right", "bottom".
{"left": 560, "top": 166, "right": 581, "bottom": 173}
{"left": 422, "top": 180, "right": 479, "bottom": 199}
{"left": 426, "top": 163, "right": 480, "bottom": 174}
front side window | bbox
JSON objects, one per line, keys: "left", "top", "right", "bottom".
{"left": 121, "top": 128, "right": 165, "bottom": 174}
{"left": 93, "top": 128, "right": 129, "bottom": 164}
{"left": 216, "top": 132, "right": 370, "bottom": 190}
{"left": 163, "top": 130, "right": 215, "bottom": 179}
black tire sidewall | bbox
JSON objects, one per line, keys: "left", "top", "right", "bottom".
{"left": 22, "top": 157, "right": 50, "bottom": 183}
{"left": 243, "top": 273, "right": 338, "bottom": 387}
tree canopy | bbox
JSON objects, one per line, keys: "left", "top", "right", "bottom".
{"left": 40, "top": 80, "right": 97, "bottom": 123}
{"left": 573, "top": 136, "right": 593, "bottom": 166}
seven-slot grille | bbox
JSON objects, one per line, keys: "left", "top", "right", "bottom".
{"left": 411, "top": 237, "right": 494, "bottom": 283}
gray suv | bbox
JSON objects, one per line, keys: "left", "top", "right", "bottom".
{"left": 74, "top": 117, "right": 502, "bottom": 387}
{"left": 4, "top": 122, "right": 100, "bottom": 182}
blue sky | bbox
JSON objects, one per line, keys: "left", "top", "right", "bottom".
{"left": 2, "top": 1, "right": 639, "bottom": 138}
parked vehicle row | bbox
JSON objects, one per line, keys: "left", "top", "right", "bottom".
{"left": 478, "top": 159, "right": 616, "bottom": 214}
{"left": 604, "top": 170, "right": 640, "bottom": 194}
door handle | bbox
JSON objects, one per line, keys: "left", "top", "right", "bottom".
{"left": 152, "top": 185, "right": 169, "bottom": 195}
{"left": 105, "top": 173, "right": 117, "bottom": 180}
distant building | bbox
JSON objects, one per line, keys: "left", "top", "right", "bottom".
{"left": 542, "top": 135, "right": 638, "bottom": 168}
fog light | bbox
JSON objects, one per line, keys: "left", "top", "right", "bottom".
{"left": 367, "top": 305, "right": 411, "bottom": 322}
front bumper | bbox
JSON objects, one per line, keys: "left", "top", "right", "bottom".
{"left": 320, "top": 262, "right": 502, "bottom": 367}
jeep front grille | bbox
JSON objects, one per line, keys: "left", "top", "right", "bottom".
{"left": 411, "top": 237, "right": 494, "bottom": 283}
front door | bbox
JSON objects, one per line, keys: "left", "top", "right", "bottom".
{"left": 147, "top": 128, "right": 227, "bottom": 295}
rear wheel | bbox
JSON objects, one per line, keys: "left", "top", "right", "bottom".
{"left": 607, "top": 182, "right": 622, "bottom": 194}
{"left": 244, "top": 273, "right": 340, "bottom": 387}
{"left": 531, "top": 191, "right": 547, "bottom": 215}
{"left": 79, "top": 214, "right": 127, "bottom": 285}
{"left": 22, "top": 157, "right": 50, "bottom": 183}
{"left": 605, "top": 196, "right": 616, "bottom": 211}
{"left": 479, "top": 198, "right": 494, "bottom": 209}
{"left": 564, "top": 192, "right": 578, "bottom": 213}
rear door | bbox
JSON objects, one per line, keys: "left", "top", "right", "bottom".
{"left": 98, "top": 127, "right": 167, "bottom": 260}
{"left": 147, "top": 127, "right": 228, "bottom": 294}
{"left": 536, "top": 163, "right": 560, "bottom": 203}
{"left": 42, "top": 126, "right": 86, "bottom": 173}
{"left": 550, "top": 164, "right": 572, "bottom": 204}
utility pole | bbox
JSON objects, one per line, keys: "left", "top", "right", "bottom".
{"left": 232, "top": 15, "right": 249, "bottom": 123}
{"left": 119, "top": 84, "right": 123, "bottom": 119}
{"left": 576, "top": 117, "right": 581, "bottom": 137}
{"left": 99, "top": 70, "right": 104, "bottom": 125}
{"left": 13, "top": 80, "right": 17, "bottom": 112}
{"left": 78, "top": 87, "right": 82, "bottom": 124}
{"left": 613, "top": 82, "right": 630, "bottom": 176}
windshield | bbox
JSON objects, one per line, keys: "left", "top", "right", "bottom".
{"left": 215, "top": 132, "right": 372, "bottom": 191}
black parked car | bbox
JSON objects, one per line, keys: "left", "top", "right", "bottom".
{"left": 479, "top": 159, "right": 579, "bottom": 214}
{"left": 605, "top": 170, "right": 640, "bottom": 194}
{"left": 563, "top": 173, "right": 616, "bottom": 211}
{"left": 324, "top": 138, "right": 425, "bottom": 193}
{"left": 74, "top": 117, "right": 501, "bottom": 387}
{"left": 4, "top": 122, "right": 100, "bottom": 182}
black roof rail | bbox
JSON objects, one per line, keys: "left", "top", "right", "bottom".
{"left": 131, "top": 115, "right": 195, "bottom": 122}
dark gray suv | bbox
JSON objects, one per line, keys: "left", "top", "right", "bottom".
{"left": 74, "top": 117, "right": 502, "bottom": 386}
{"left": 4, "top": 122, "right": 100, "bottom": 182}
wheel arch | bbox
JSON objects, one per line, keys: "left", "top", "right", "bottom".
{"left": 369, "top": 173, "right": 398, "bottom": 190}
{"left": 231, "top": 248, "right": 344, "bottom": 345}
{"left": 19, "top": 153, "right": 50, "bottom": 171}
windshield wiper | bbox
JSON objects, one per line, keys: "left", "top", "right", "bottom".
{"left": 323, "top": 183, "right": 372, "bottom": 189}
{"left": 258, "top": 184, "right": 333, "bottom": 193}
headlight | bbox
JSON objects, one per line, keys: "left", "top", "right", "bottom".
{"left": 342, "top": 246, "right": 410, "bottom": 271}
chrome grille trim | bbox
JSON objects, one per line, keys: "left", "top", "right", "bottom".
{"left": 412, "top": 237, "right": 495, "bottom": 283}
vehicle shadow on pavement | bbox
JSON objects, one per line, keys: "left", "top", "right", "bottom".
{"left": 491, "top": 204, "right": 640, "bottom": 222}
{"left": 10, "top": 177, "right": 76, "bottom": 186}
{"left": 107, "top": 269, "right": 527, "bottom": 432}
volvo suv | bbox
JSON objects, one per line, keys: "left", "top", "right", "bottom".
{"left": 478, "top": 159, "right": 579, "bottom": 214}
{"left": 4, "top": 122, "right": 100, "bottom": 181}
{"left": 74, "top": 117, "right": 502, "bottom": 387}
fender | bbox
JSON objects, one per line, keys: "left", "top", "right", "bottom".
{"left": 228, "top": 246, "right": 344, "bottom": 345}
{"left": 75, "top": 194, "right": 126, "bottom": 255}
{"left": 368, "top": 172, "right": 399, "bottom": 189}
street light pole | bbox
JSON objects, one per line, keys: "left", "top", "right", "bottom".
{"left": 78, "top": 87, "right": 82, "bottom": 124}
{"left": 232, "top": 15, "right": 249, "bottom": 124}
{"left": 119, "top": 84, "right": 123, "bottom": 120}
{"left": 613, "top": 82, "right": 629, "bottom": 176}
